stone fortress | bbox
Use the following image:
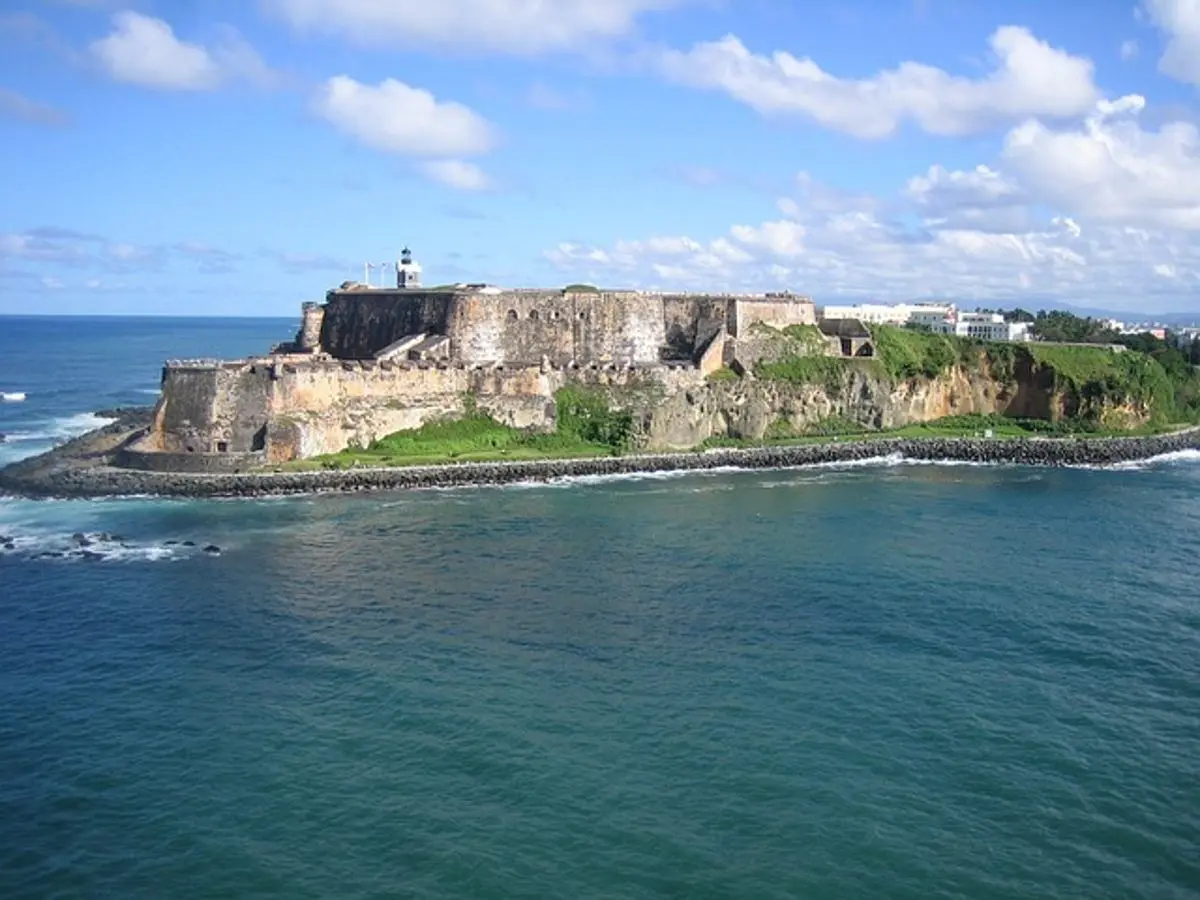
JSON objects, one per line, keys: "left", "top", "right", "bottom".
{"left": 125, "top": 248, "right": 870, "bottom": 472}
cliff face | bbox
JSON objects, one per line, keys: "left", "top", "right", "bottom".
{"left": 635, "top": 356, "right": 1158, "bottom": 450}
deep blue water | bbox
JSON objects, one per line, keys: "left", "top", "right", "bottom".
{"left": 2, "top": 316, "right": 1199, "bottom": 899}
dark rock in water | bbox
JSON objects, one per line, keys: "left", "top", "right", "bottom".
{"left": 78, "top": 550, "right": 105, "bottom": 561}
{"left": 182, "top": 540, "right": 196, "bottom": 547}
{"left": 1, "top": 541, "right": 15, "bottom": 552}
{"left": 0, "top": 433, "right": 6, "bottom": 443}
{"left": 71, "top": 533, "right": 92, "bottom": 547}
{"left": 35, "top": 551, "right": 65, "bottom": 559}
{"left": 164, "top": 540, "right": 179, "bottom": 546}
{"left": 203, "top": 544, "right": 221, "bottom": 555}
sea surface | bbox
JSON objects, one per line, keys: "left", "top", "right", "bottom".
{"left": 1, "top": 316, "right": 1199, "bottom": 899}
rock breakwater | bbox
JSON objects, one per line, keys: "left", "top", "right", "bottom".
{"left": 2, "top": 412, "right": 1198, "bottom": 499}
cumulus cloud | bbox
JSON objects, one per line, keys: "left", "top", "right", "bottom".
{"left": 89, "top": 12, "right": 275, "bottom": 90}
{"left": 313, "top": 76, "right": 497, "bottom": 158}
{"left": 264, "top": 0, "right": 686, "bottom": 55}
{"left": 0, "top": 87, "right": 70, "bottom": 127}
{"left": 657, "top": 26, "right": 1099, "bottom": 138}
{"left": 1002, "top": 95, "right": 1200, "bottom": 230}
{"left": 1142, "top": 0, "right": 1200, "bottom": 85}
{"left": 543, "top": 165, "right": 1200, "bottom": 310}
{"left": 419, "top": 159, "right": 492, "bottom": 191}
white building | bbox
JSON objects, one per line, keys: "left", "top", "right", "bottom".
{"left": 819, "top": 302, "right": 956, "bottom": 326}
{"left": 932, "top": 312, "right": 1031, "bottom": 342}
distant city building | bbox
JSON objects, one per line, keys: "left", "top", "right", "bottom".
{"left": 819, "top": 302, "right": 956, "bottom": 326}
{"left": 930, "top": 312, "right": 1031, "bottom": 342}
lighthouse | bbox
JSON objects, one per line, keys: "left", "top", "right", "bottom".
{"left": 396, "top": 246, "right": 422, "bottom": 289}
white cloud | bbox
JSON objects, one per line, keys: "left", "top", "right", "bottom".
{"left": 89, "top": 12, "right": 273, "bottom": 91}
{"left": 542, "top": 171, "right": 1200, "bottom": 310}
{"left": 905, "top": 164, "right": 1031, "bottom": 232}
{"left": 91, "top": 12, "right": 219, "bottom": 89}
{"left": 313, "top": 76, "right": 497, "bottom": 158}
{"left": 264, "top": 0, "right": 685, "bottom": 55}
{"left": 1120, "top": 39, "right": 1140, "bottom": 61}
{"left": 1002, "top": 95, "right": 1200, "bottom": 230}
{"left": 1142, "top": 0, "right": 1200, "bottom": 85}
{"left": 657, "top": 26, "right": 1099, "bottom": 138}
{"left": 420, "top": 159, "right": 491, "bottom": 191}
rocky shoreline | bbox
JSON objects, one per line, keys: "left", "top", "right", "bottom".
{"left": 1, "top": 409, "right": 1198, "bottom": 499}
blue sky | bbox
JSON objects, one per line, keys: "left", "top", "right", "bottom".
{"left": 1, "top": 0, "right": 1199, "bottom": 316}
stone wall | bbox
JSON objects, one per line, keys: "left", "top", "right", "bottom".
{"left": 319, "top": 289, "right": 457, "bottom": 359}
{"left": 150, "top": 363, "right": 273, "bottom": 454}
{"left": 148, "top": 355, "right": 706, "bottom": 463}
{"left": 315, "top": 288, "right": 816, "bottom": 366}
{"left": 730, "top": 297, "right": 817, "bottom": 336}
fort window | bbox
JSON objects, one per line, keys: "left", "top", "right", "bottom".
{"left": 529, "top": 309, "right": 540, "bottom": 321}
{"left": 216, "top": 441, "right": 228, "bottom": 453}
{"left": 578, "top": 311, "right": 588, "bottom": 321}
{"left": 506, "top": 309, "right": 518, "bottom": 321}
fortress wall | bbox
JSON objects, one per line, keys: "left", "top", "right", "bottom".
{"left": 319, "top": 290, "right": 458, "bottom": 359}
{"left": 450, "top": 291, "right": 666, "bottom": 365}
{"left": 662, "top": 295, "right": 732, "bottom": 359}
{"left": 153, "top": 364, "right": 273, "bottom": 453}
{"left": 732, "top": 298, "right": 817, "bottom": 336}
{"left": 263, "top": 360, "right": 703, "bottom": 459}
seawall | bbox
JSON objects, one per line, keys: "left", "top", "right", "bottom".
{"left": 3, "top": 420, "right": 1197, "bottom": 499}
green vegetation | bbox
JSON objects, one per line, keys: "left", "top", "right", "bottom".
{"left": 780, "top": 324, "right": 829, "bottom": 355}
{"left": 872, "top": 325, "right": 972, "bottom": 380}
{"left": 706, "top": 366, "right": 739, "bottom": 382}
{"left": 292, "top": 387, "right": 637, "bottom": 470}
{"left": 553, "top": 386, "right": 635, "bottom": 452}
{"left": 563, "top": 283, "right": 600, "bottom": 293}
{"left": 756, "top": 355, "right": 857, "bottom": 392}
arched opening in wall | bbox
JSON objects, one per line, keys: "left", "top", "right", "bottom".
{"left": 551, "top": 310, "right": 561, "bottom": 320}
{"left": 251, "top": 426, "right": 267, "bottom": 452}
{"left": 529, "top": 309, "right": 540, "bottom": 321}
{"left": 216, "top": 441, "right": 229, "bottom": 453}
{"left": 506, "top": 309, "right": 518, "bottom": 321}
{"left": 855, "top": 342, "right": 875, "bottom": 358}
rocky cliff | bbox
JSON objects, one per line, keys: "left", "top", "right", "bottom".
{"left": 617, "top": 337, "right": 1171, "bottom": 450}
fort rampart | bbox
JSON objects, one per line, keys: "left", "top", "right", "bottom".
{"left": 134, "top": 356, "right": 704, "bottom": 468}
{"left": 317, "top": 288, "right": 815, "bottom": 364}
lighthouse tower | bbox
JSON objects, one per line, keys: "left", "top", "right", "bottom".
{"left": 396, "top": 246, "right": 422, "bottom": 289}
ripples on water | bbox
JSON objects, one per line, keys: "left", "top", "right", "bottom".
{"left": 3, "top": 460, "right": 1200, "bottom": 899}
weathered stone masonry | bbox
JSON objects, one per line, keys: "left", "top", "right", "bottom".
{"left": 125, "top": 286, "right": 818, "bottom": 469}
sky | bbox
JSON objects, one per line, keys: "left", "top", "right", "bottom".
{"left": 1, "top": 0, "right": 1199, "bottom": 317}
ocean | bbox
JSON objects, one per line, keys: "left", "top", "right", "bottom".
{"left": 1, "top": 316, "right": 1198, "bottom": 899}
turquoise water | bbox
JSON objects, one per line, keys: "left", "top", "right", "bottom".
{"left": 2, "top": 318, "right": 1199, "bottom": 898}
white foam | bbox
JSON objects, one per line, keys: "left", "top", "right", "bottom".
{"left": 1, "top": 391, "right": 26, "bottom": 403}
{"left": 0, "top": 528, "right": 219, "bottom": 563}
{"left": 1100, "top": 448, "right": 1200, "bottom": 471}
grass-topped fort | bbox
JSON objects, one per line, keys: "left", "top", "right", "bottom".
{"left": 117, "top": 249, "right": 1200, "bottom": 474}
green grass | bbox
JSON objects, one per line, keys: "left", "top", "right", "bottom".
{"left": 287, "top": 413, "right": 614, "bottom": 470}
{"left": 872, "top": 325, "right": 973, "bottom": 380}
{"left": 706, "top": 366, "right": 740, "bottom": 382}
{"left": 756, "top": 356, "right": 859, "bottom": 392}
